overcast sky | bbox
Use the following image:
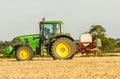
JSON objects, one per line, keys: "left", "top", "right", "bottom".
{"left": 0, "top": 0, "right": 120, "bottom": 41}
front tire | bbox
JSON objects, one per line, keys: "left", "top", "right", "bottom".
{"left": 15, "top": 45, "right": 34, "bottom": 61}
{"left": 51, "top": 37, "right": 76, "bottom": 59}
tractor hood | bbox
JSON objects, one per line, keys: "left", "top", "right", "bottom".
{"left": 13, "top": 34, "right": 40, "bottom": 45}
{"left": 14, "top": 34, "right": 39, "bottom": 39}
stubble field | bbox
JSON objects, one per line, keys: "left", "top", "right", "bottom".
{"left": 0, "top": 57, "right": 120, "bottom": 79}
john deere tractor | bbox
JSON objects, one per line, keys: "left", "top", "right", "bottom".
{"left": 5, "top": 19, "right": 76, "bottom": 61}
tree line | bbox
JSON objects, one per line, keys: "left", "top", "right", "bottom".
{"left": 0, "top": 41, "right": 12, "bottom": 49}
{"left": 88, "top": 25, "right": 119, "bottom": 52}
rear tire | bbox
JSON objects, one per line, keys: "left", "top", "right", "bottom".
{"left": 51, "top": 37, "right": 76, "bottom": 59}
{"left": 15, "top": 45, "right": 34, "bottom": 61}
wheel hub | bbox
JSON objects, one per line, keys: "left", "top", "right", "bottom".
{"left": 56, "top": 42, "right": 71, "bottom": 58}
{"left": 60, "top": 48, "right": 65, "bottom": 52}
{"left": 20, "top": 50, "right": 29, "bottom": 59}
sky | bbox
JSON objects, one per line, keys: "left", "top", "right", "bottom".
{"left": 0, "top": 0, "right": 120, "bottom": 41}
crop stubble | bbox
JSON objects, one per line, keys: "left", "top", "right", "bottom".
{"left": 0, "top": 57, "right": 120, "bottom": 79}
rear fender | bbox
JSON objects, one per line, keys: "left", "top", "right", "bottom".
{"left": 52, "top": 35, "right": 74, "bottom": 42}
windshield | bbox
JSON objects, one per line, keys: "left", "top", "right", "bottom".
{"left": 42, "top": 24, "right": 61, "bottom": 39}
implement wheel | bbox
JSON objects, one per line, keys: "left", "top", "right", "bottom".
{"left": 15, "top": 45, "right": 34, "bottom": 61}
{"left": 51, "top": 37, "right": 76, "bottom": 59}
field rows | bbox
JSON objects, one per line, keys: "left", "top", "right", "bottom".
{"left": 0, "top": 57, "right": 120, "bottom": 79}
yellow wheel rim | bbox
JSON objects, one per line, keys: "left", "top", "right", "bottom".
{"left": 56, "top": 42, "right": 71, "bottom": 58}
{"left": 19, "top": 49, "right": 29, "bottom": 59}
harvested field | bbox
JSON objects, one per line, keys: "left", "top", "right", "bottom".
{"left": 0, "top": 57, "right": 120, "bottom": 79}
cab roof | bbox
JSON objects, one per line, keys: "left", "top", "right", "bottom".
{"left": 40, "top": 20, "right": 63, "bottom": 24}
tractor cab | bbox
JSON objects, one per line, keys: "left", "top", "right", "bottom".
{"left": 40, "top": 21, "right": 64, "bottom": 40}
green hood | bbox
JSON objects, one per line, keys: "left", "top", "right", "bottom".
{"left": 13, "top": 34, "right": 40, "bottom": 44}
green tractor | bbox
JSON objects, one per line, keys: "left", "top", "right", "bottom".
{"left": 5, "top": 19, "right": 76, "bottom": 61}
